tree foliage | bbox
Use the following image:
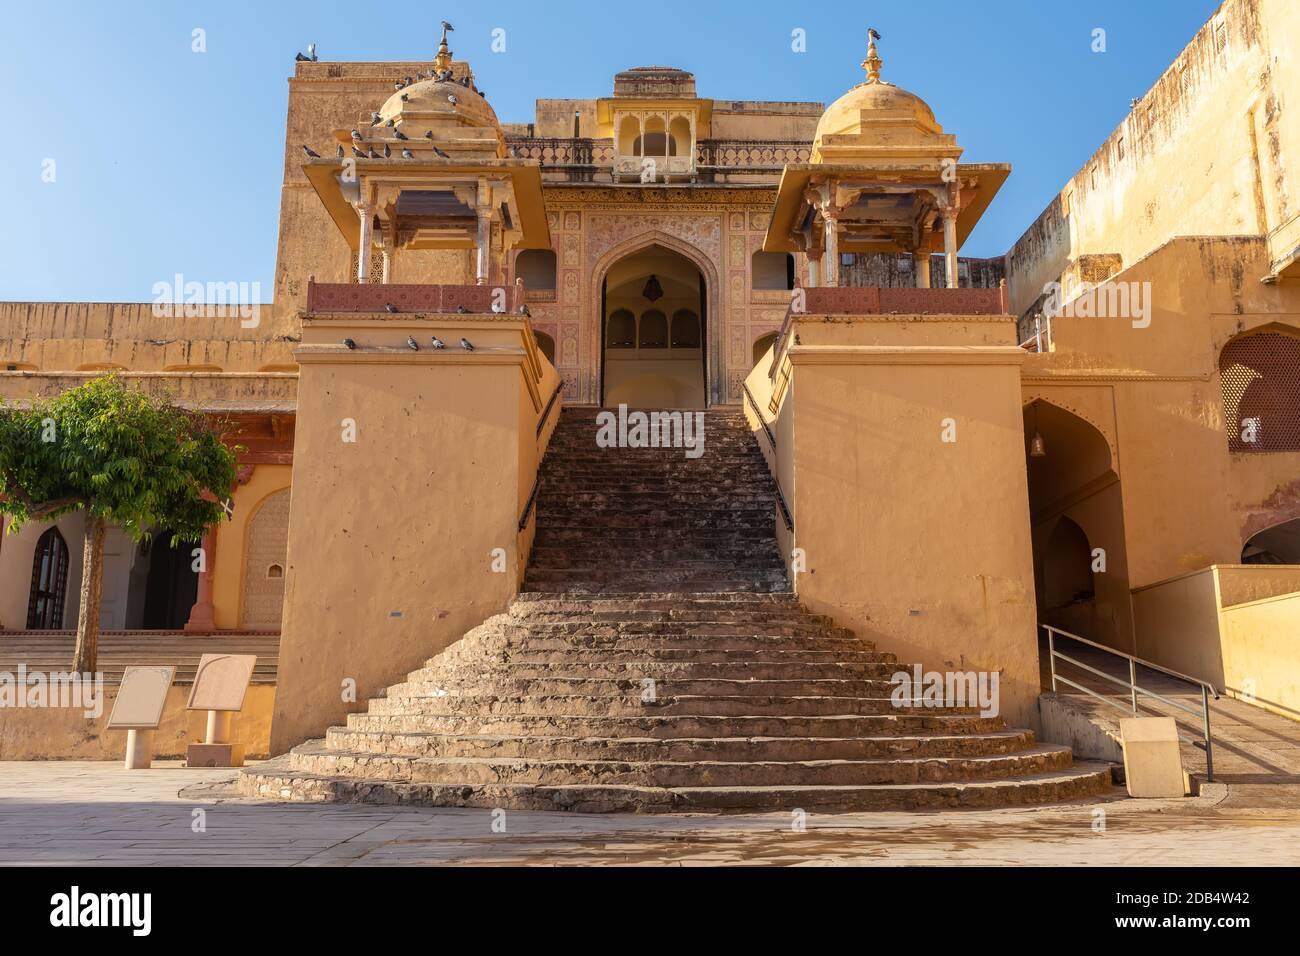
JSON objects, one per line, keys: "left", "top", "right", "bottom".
{"left": 0, "top": 375, "right": 239, "bottom": 545}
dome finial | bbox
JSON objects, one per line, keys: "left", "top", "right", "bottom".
{"left": 862, "top": 28, "right": 883, "bottom": 83}
{"left": 433, "top": 20, "right": 455, "bottom": 72}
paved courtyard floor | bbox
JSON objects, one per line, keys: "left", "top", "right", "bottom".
{"left": 1, "top": 761, "right": 1298, "bottom": 866}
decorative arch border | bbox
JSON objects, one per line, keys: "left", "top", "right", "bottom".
{"left": 587, "top": 229, "right": 723, "bottom": 406}
{"left": 1020, "top": 390, "right": 1120, "bottom": 474}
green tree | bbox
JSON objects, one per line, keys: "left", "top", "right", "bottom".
{"left": 0, "top": 375, "right": 239, "bottom": 672}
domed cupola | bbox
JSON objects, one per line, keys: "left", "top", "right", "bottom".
{"left": 811, "top": 32, "right": 956, "bottom": 166}
{"left": 349, "top": 22, "right": 505, "bottom": 161}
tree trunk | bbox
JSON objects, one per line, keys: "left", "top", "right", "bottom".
{"left": 72, "top": 514, "right": 106, "bottom": 674}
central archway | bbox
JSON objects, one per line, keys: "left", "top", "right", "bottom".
{"left": 600, "top": 243, "right": 707, "bottom": 408}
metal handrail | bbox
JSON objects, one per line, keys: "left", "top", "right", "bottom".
{"left": 1043, "top": 623, "right": 1219, "bottom": 781}
{"left": 536, "top": 380, "right": 563, "bottom": 438}
{"left": 740, "top": 382, "right": 794, "bottom": 533}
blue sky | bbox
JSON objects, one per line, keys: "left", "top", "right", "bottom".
{"left": 2, "top": 0, "right": 1221, "bottom": 303}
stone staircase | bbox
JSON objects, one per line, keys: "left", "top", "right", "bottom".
{"left": 239, "top": 406, "right": 1110, "bottom": 811}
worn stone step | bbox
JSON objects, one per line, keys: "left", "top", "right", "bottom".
{"left": 385, "top": 676, "right": 905, "bottom": 699}
{"left": 343, "top": 710, "right": 1009, "bottom": 738}
{"left": 287, "top": 743, "right": 1075, "bottom": 788}
{"left": 240, "top": 756, "right": 1113, "bottom": 812}
{"left": 323, "top": 727, "right": 1037, "bottom": 762}
{"left": 367, "top": 692, "right": 986, "bottom": 719}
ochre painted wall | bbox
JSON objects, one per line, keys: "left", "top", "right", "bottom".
{"left": 269, "top": 314, "right": 550, "bottom": 752}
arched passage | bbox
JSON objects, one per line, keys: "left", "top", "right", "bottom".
{"left": 1243, "top": 517, "right": 1300, "bottom": 564}
{"left": 600, "top": 243, "right": 706, "bottom": 408}
{"left": 1024, "top": 399, "right": 1133, "bottom": 652}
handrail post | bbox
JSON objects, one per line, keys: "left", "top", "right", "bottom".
{"left": 1202, "top": 684, "right": 1214, "bottom": 783}
{"left": 1129, "top": 658, "right": 1138, "bottom": 714}
{"left": 1047, "top": 628, "right": 1057, "bottom": 692}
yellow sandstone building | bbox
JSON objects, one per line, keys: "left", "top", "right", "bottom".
{"left": 2, "top": 0, "right": 1299, "bottom": 809}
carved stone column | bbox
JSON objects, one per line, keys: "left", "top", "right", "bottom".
{"left": 942, "top": 207, "right": 959, "bottom": 289}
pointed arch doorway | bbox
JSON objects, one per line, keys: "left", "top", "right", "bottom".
{"left": 599, "top": 243, "right": 708, "bottom": 409}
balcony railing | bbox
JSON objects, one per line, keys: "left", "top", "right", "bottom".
{"left": 305, "top": 281, "right": 525, "bottom": 315}
{"left": 696, "top": 139, "right": 811, "bottom": 170}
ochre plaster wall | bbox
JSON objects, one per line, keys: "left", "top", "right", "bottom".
{"left": 269, "top": 313, "right": 549, "bottom": 752}
{"left": 0, "top": 685, "right": 274, "bottom": 760}
{"left": 761, "top": 313, "right": 1042, "bottom": 728}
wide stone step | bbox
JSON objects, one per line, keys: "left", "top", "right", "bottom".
{"left": 286, "top": 743, "right": 1076, "bottom": 788}
{"left": 366, "top": 692, "right": 986, "bottom": 719}
{"left": 343, "top": 711, "right": 1009, "bottom": 739}
{"left": 239, "top": 756, "right": 1113, "bottom": 812}
{"left": 385, "top": 676, "right": 904, "bottom": 699}
{"left": 323, "top": 727, "right": 1037, "bottom": 762}
{"left": 410, "top": 657, "right": 898, "bottom": 682}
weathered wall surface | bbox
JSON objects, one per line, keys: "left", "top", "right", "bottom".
{"left": 760, "top": 313, "right": 1042, "bottom": 729}
{"left": 1005, "top": 0, "right": 1299, "bottom": 317}
{"left": 269, "top": 313, "right": 549, "bottom": 752}
{"left": 1021, "top": 237, "right": 1300, "bottom": 588}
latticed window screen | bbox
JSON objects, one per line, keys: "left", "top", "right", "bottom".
{"left": 1219, "top": 331, "right": 1300, "bottom": 452}
{"left": 347, "top": 252, "right": 385, "bottom": 285}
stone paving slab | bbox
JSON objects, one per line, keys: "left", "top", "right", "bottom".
{"left": 1, "top": 760, "right": 1299, "bottom": 866}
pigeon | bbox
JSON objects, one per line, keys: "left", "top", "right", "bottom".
{"left": 352, "top": 146, "right": 365, "bottom": 158}
{"left": 401, "top": 148, "right": 414, "bottom": 159}
{"left": 424, "top": 130, "right": 434, "bottom": 138}
{"left": 336, "top": 144, "right": 345, "bottom": 158}
{"left": 301, "top": 144, "right": 320, "bottom": 158}
{"left": 519, "top": 304, "right": 531, "bottom": 317}
{"left": 430, "top": 336, "right": 446, "bottom": 350}
{"left": 383, "top": 142, "right": 391, "bottom": 158}
{"left": 447, "top": 94, "right": 458, "bottom": 105}
{"left": 508, "top": 146, "right": 519, "bottom": 158}
{"left": 343, "top": 338, "right": 357, "bottom": 350}
{"left": 405, "top": 76, "right": 414, "bottom": 86}
{"left": 432, "top": 146, "right": 450, "bottom": 159}
{"left": 401, "top": 93, "right": 410, "bottom": 102}
{"left": 393, "top": 129, "right": 408, "bottom": 140}
{"left": 406, "top": 335, "right": 420, "bottom": 351}
{"left": 442, "top": 20, "right": 454, "bottom": 33}
{"left": 371, "top": 111, "right": 382, "bottom": 125}
{"left": 456, "top": 305, "right": 469, "bottom": 314}
{"left": 385, "top": 303, "right": 399, "bottom": 314}
{"left": 460, "top": 337, "right": 475, "bottom": 351}
{"left": 868, "top": 27, "right": 882, "bottom": 41}
{"left": 351, "top": 129, "right": 363, "bottom": 141}
{"left": 295, "top": 52, "right": 310, "bottom": 62}
{"left": 367, "top": 149, "right": 378, "bottom": 159}
{"left": 394, "top": 80, "right": 404, "bottom": 91}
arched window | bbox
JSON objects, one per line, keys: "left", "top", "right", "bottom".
{"left": 617, "top": 116, "right": 640, "bottom": 155}
{"left": 27, "top": 527, "right": 70, "bottom": 629}
{"left": 516, "top": 249, "right": 557, "bottom": 291}
{"left": 639, "top": 310, "right": 668, "bottom": 348}
{"left": 669, "top": 116, "right": 692, "bottom": 159}
{"left": 753, "top": 332, "right": 779, "bottom": 367}
{"left": 607, "top": 310, "right": 635, "bottom": 349}
{"left": 1220, "top": 330, "right": 1300, "bottom": 452}
{"left": 534, "top": 331, "right": 556, "bottom": 366}
{"left": 671, "top": 310, "right": 700, "bottom": 348}
{"left": 752, "top": 251, "right": 795, "bottom": 291}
